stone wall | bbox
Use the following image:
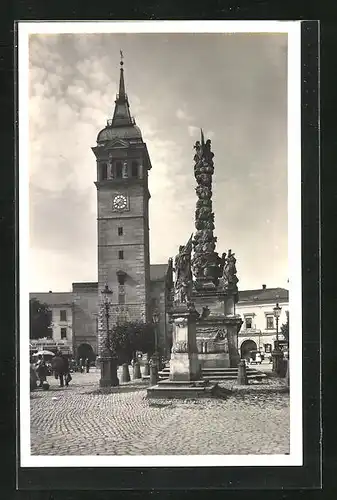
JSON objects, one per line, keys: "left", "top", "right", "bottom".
{"left": 72, "top": 283, "right": 99, "bottom": 356}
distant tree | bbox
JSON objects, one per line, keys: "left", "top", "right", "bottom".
{"left": 29, "top": 298, "right": 53, "bottom": 339}
{"left": 104, "top": 320, "right": 156, "bottom": 364}
{"left": 280, "top": 312, "right": 289, "bottom": 343}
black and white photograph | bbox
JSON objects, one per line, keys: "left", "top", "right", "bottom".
{"left": 19, "top": 21, "right": 302, "bottom": 468}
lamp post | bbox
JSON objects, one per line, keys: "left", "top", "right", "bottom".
{"left": 152, "top": 310, "right": 160, "bottom": 370}
{"left": 272, "top": 302, "right": 283, "bottom": 375}
{"left": 273, "top": 302, "right": 282, "bottom": 349}
{"left": 99, "top": 283, "right": 119, "bottom": 387}
{"left": 102, "top": 283, "right": 112, "bottom": 337}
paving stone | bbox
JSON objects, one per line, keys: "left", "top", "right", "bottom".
{"left": 30, "top": 368, "right": 290, "bottom": 456}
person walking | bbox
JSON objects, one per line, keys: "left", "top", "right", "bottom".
{"left": 85, "top": 358, "right": 90, "bottom": 374}
{"left": 52, "top": 351, "right": 70, "bottom": 387}
{"left": 79, "top": 357, "right": 84, "bottom": 374}
{"left": 35, "top": 354, "right": 47, "bottom": 387}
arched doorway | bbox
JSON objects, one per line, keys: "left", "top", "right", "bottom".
{"left": 77, "top": 343, "right": 95, "bottom": 362}
{"left": 240, "top": 339, "right": 257, "bottom": 360}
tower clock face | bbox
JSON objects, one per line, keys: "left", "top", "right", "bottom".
{"left": 113, "top": 194, "right": 128, "bottom": 211}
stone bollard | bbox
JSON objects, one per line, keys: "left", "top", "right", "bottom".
{"left": 143, "top": 361, "right": 150, "bottom": 376}
{"left": 149, "top": 362, "right": 158, "bottom": 386}
{"left": 121, "top": 363, "right": 131, "bottom": 383}
{"left": 272, "top": 349, "right": 284, "bottom": 376}
{"left": 285, "top": 358, "right": 290, "bottom": 387}
{"left": 237, "top": 359, "right": 248, "bottom": 385}
{"left": 133, "top": 361, "right": 142, "bottom": 380}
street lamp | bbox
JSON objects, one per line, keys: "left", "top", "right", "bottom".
{"left": 273, "top": 302, "right": 282, "bottom": 350}
{"left": 152, "top": 310, "right": 160, "bottom": 369}
{"left": 272, "top": 302, "right": 283, "bottom": 375}
{"left": 101, "top": 283, "right": 113, "bottom": 341}
{"left": 99, "top": 283, "right": 119, "bottom": 387}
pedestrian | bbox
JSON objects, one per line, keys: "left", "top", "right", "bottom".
{"left": 52, "top": 351, "right": 70, "bottom": 387}
{"left": 85, "top": 357, "right": 90, "bottom": 373}
{"left": 35, "top": 354, "right": 47, "bottom": 387}
{"left": 80, "top": 357, "right": 84, "bottom": 373}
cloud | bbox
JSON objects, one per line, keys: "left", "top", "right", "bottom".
{"left": 176, "top": 108, "right": 193, "bottom": 121}
{"left": 188, "top": 125, "right": 199, "bottom": 137}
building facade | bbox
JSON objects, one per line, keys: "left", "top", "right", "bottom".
{"left": 235, "top": 285, "right": 289, "bottom": 358}
{"left": 29, "top": 292, "right": 74, "bottom": 354}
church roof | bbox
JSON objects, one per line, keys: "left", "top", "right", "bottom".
{"left": 150, "top": 264, "right": 168, "bottom": 282}
{"left": 238, "top": 287, "right": 288, "bottom": 303}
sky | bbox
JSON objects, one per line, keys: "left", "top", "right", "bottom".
{"left": 28, "top": 31, "right": 288, "bottom": 292}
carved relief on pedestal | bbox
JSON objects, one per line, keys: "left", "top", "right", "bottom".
{"left": 171, "top": 341, "right": 189, "bottom": 354}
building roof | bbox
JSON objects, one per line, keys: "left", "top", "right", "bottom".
{"left": 150, "top": 264, "right": 168, "bottom": 282}
{"left": 30, "top": 292, "right": 74, "bottom": 306}
{"left": 238, "top": 287, "right": 288, "bottom": 303}
{"left": 72, "top": 282, "right": 98, "bottom": 291}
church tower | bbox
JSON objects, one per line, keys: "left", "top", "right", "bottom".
{"left": 92, "top": 54, "right": 152, "bottom": 352}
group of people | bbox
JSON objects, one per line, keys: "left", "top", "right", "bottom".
{"left": 33, "top": 353, "right": 93, "bottom": 389}
{"left": 34, "top": 351, "right": 72, "bottom": 388}
{"left": 75, "top": 357, "right": 91, "bottom": 374}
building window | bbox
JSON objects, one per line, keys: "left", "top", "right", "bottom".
{"left": 245, "top": 317, "right": 253, "bottom": 329}
{"left": 131, "top": 161, "right": 138, "bottom": 178}
{"left": 116, "top": 161, "right": 123, "bottom": 178}
{"left": 60, "top": 310, "right": 67, "bottom": 322}
{"left": 118, "top": 226, "right": 123, "bottom": 236}
{"left": 266, "top": 315, "right": 274, "bottom": 329}
{"left": 118, "top": 250, "right": 124, "bottom": 260}
{"left": 100, "top": 163, "right": 107, "bottom": 180}
{"left": 61, "top": 327, "right": 67, "bottom": 339}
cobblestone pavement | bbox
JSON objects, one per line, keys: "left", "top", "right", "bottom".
{"left": 30, "top": 368, "right": 290, "bottom": 456}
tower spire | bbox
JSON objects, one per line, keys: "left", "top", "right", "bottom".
{"left": 109, "top": 51, "right": 134, "bottom": 128}
{"left": 118, "top": 50, "right": 126, "bottom": 99}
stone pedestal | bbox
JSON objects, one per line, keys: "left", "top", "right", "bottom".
{"left": 99, "top": 353, "right": 119, "bottom": 387}
{"left": 147, "top": 305, "right": 220, "bottom": 399}
{"left": 192, "top": 288, "right": 242, "bottom": 369}
{"left": 121, "top": 363, "right": 130, "bottom": 383}
{"left": 133, "top": 361, "right": 141, "bottom": 379}
{"left": 272, "top": 349, "right": 284, "bottom": 376}
{"left": 286, "top": 358, "right": 289, "bottom": 387}
{"left": 169, "top": 307, "right": 201, "bottom": 382}
{"left": 237, "top": 359, "right": 248, "bottom": 385}
{"left": 150, "top": 363, "right": 158, "bottom": 385}
{"left": 195, "top": 314, "right": 242, "bottom": 369}
{"left": 143, "top": 361, "right": 150, "bottom": 376}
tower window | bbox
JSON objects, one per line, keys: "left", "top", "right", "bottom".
{"left": 100, "top": 163, "right": 107, "bottom": 180}
{"left": 61, "top": 327, "right": 67, "bottom": 339}
{"left": 116, "top": 161, "right": 123, "bottom": 178}
{"left": 131, "top": 161, "right": 138, "bottom": 178}
{"left": 118, "top": 226, "right": 123, "bottom": 236}
{"left": 118, "top": 250, "right": 124, "bottom": 260}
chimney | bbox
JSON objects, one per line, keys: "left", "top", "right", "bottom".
{"left": 262, "top": 284, "right": 266, "bottom": 290}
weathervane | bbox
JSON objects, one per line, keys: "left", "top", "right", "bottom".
{"left": 120, "top": 50, "right": 124, "bottom": 65}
